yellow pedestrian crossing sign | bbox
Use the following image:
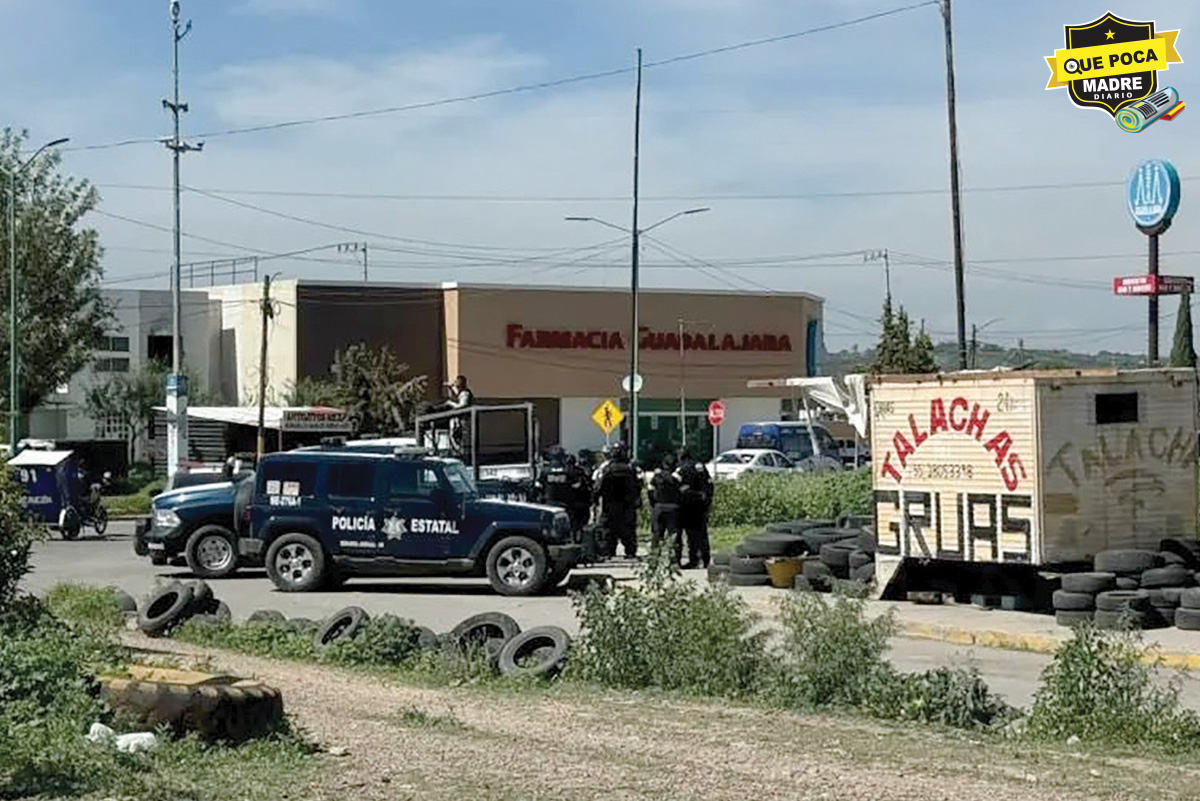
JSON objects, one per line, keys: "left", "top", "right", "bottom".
{"left": 591, "top": 399, "right": 624, "bottom": 436}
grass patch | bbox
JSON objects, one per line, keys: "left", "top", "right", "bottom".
{"left": 395, "top": 704, "right": 467, "bottom": 732}
{"left": 1023, "top": 623, "right": 1200, "bottom": 751}
{"left": 708, "top": 468, "right": 871, "bottom": 528}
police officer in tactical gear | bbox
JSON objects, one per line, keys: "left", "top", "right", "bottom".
{"left": 676, "top": 448, "right": 713, "bottom": 568}
{"left": 568, "top": 450, "right": 594, "bottom": 532}
{"left": 648, "top": 452, "right": 683, "bottom": 564}
{"left": 538, "top": 447, "right": 574, "bottom": 511}
{"left": 596, "top": 441, "right": 641, "bottom": 559}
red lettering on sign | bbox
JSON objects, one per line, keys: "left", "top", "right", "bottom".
{"left": 504, "top": 324, "right": 794, "bottom": 351}
{"left": 984, "top": 430, "right": 1013, "bottom": 466}
{"left": 908, "top": 414, "right": 928, "bottom": 447}
{"left": 506, "top": 324, "right": 522, "bottom": 348}
{"left": 929, "top": 398, "right": 949, "bottom": 434}
{"left": 966, "top": 404, "right": 990, "bottom": 440}
{"left": 878, "top": 395, "right": 1026, "bottom": 491}
{"left": 893, "top": 432, "right": 915, "bottom": 468}
{"left": 948, "top": 397, "right": 969, "bottom": 431}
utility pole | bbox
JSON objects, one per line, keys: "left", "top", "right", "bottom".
{"left": 864, "top": 249, "right": 891, "bottom": 300}
{"left": 941, "top": 0, "right": 968, "bottom": 370}
{"left": 338, "top": 241, "right": 368, "bottom": 282}
{"left": 256, "top": 275, "right": 274, "bottom": 460}
{"left": 163, "top": 0, "right": 203, "bottom": 480}
{"left": 628, "top": 48, "right": 643, "bottom": 460}
{"left": 1149, "top": 233, "right": 1160, "bottom": 364}
{"left": 970, "top": 323, "right": 977, "bottom": 368}
{"left": 678, "top": 318, "right": 686, "bottom": 445}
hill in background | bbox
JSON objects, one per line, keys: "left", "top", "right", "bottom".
{"left": 820, "top": 339, "right": 1145, "bottom": 376}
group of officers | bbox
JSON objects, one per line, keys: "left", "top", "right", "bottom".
{"left": 536, "top": 441, "right": 713, "bottom": 568}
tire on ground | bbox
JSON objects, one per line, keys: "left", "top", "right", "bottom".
{"left": 851, "top": 563, "right": 875, "bottom": 583}
{"left": 185, "top": 524, "right": 239, "bottom": 580}
{"left": 111, "top": 587, "right": 138, "bottom": 614}
{"left": 185, "top": 580, "right": 214, "bottom": 615}
{"left": 1052, "top": 590, "right": 1096, "bottom": 611}
{"left": 497, "top": 626, "right": 571, "bottom": 679}
{"left": 214, "top": 601, "right": 232, "bottom": 622}
{"left": 1180, "top": 587, "right": 1200, "bottom": 609}
{"left": 138, "top": 583, "right": 196, "bottom": 637}
{"left": 1094, "top": 609, "right": 1147, "bottom": 630}
{"left": 288, "top": 618, "right": 317, "bottom": 633}
{"left": 802, "top": 527, "right": 857, "bottom": 554}
{"left": 707, "top": 565, "right": 730, "bottom": 584}
{"left": 711, "top": 552, "right": 731, "bottom": 566}
{"left": 1095, "top": 589, "right": 1151, "bottom": 613}
{"left": 247, "top": 609, "right": 287, "bottom": 625}
{"left": 848, "top": 550, "right": 873, "bottom": 570}
{"left": 1115, "top": 576, "right": 1140, "bottom": 590}
{"left": 1139, "top": 565, "right": 1194, "bottom": 589}
{"left": 313, "top": 606, "right": 370, "bottom": 649}
{"left": 728, "top": 555, "right": 767, "bottom": 575}
{"left": 415, "top": 626, "right": 440, "bottom": 650}
{"left": 1175, "top": 607, "right": 1200, "bottom": 630}
{"left": 1060, "top": 572, "right": 1116, "bottom": 594}
{"left": 855, "top": 530, "right": 876, "bottom": 555}
{"left": 1146, "top": 587, "right": 1185, "bottom": 608}
{"left": 725, "top": 572, "right": 770, "bottom": 587}
{"left": 1159, "top": 538, "right": 1200, "bottom": 571}
{"left": 265, "top": 532, "right": 328, "bottom": 593}
{"left": 450, "top": 612, "right": 521, "bottom": 660}
{"left": 738, "top": 533, "right": 807, "bottom": 558}
{"left": 1093, "top": 549, "right": 1161, "bottom": 575}
{"left": 1055, "top": 610, "right": 1095, "bottom": 627}
{"left": 819, "top": 542, "right": 855, "bottom": 570}
{"left": 101, "top": 676, "right": 284, "bottom": 743}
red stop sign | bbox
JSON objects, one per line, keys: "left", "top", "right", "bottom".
{"left": 707, "top": 400, "right": 726, "bottom": 427}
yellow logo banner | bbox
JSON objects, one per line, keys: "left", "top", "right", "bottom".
{"left": 1046, "top": 30, "right": 1181, "bottom": 89}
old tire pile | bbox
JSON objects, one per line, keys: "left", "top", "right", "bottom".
{"left": 137, "top": 580, "right": 230, "bottom": 637}
{"left": 1054, "top": 546, "right": 1198, "bottom": 629}
{"left": 434, "top": 612, "right": 573, "bottom": 680}
{"left": 715, "top": 518, "right": 877, "bottom": 592}
{"left": 100, "top": 666, "right": 283, "bottom": 743}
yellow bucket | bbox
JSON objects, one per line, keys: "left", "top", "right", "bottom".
{"left": 765, "top": 557, "right": 805, "bottom": 589}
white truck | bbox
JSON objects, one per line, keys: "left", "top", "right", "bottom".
{"left": 869, "top": 368, "right": 1198, "bottom": 604}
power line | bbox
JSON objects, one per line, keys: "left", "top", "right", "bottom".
{"left": 99, "top": 174, "right": 1190, "bottom": 202}
{"left": 63, "top": 1, "right": 937, "bottom": 153}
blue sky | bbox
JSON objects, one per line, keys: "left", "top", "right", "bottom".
{"left": 3, "top": 0, "right": 1200, "bottom": 355}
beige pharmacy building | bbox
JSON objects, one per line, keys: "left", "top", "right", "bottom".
{"left": 208, "top": 280, "right": 824, "bottom": 460}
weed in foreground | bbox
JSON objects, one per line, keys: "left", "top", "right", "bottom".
{"left": 395, "top": 704, "right": 467, "bottom": 731}
{"left": 568, "top": 549, "right": 768, "bottom": 698}
{"left": 1024, "top": 623, "right": 1200, "bottom": 751}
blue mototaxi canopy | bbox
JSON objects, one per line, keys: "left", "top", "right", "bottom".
{"left": 8, "top": 449, "right": 77, "bottom": 526}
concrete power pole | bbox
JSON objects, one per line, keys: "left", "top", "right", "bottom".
{"left": 941, "top": 0, "right": 969, "bottom": 370}
{"left": 163, "top": 0, "right": 203, "bottom": 480}
{"left": 256, "top": 275, "right": 274, "bottom": 460}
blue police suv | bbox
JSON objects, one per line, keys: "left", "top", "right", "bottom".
{"left": 242, "top": 447, "right": 583, "bottom": 596}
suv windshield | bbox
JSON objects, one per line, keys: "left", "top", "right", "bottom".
{"left": 442, "top": 462, "right": 478, "bottom": 496}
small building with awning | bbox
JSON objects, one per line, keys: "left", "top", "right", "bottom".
{"left": 149, "top": 405, "right": 352, "bottom": 472}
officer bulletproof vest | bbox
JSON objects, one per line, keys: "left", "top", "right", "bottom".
{"left": 651, "top": 469, "right": 681, "bottom": 506}
{"left": 542, "top": 466, "right": 573, "bottom": 507}
{"left": 600, "top": 462, "right": 636, "bottom": 504}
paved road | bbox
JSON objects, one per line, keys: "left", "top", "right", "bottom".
{"left": 26, "top": 522, "right": 1200, "bottom": 710}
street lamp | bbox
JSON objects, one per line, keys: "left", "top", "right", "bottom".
{"left": 565, "top": 206, "right": 710, "bottom": 459}
{"left": 7, "top": 136, "right": 69, "bottom": 449}
{"left": 970, "top": 317, "right": 1002, "bottom": 369}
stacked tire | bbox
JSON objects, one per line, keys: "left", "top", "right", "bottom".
{"left": 1054, "top": 548, "right": 1197, "bottom": 629}
{"left": 798, "top": 527, "right": 874, "bottom": 593}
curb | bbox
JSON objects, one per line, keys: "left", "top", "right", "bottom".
{"left": 898, "top": 621, "right": 1200, "bottom": 670}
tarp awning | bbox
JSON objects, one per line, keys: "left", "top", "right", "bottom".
{"left": 746, "top": 375, "right": 869, "bottom": 438}
{"left": 153, "top": 406, "right": 352, "bottom": 433}
{"left": 8, "top": 449, "right": 74, "bottom": 466}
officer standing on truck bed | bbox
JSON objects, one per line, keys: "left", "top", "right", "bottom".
{"left": 596, "top": 441, "right": 641, "bottom": 559}
{"left": 676, "top": 448, "right": 713, "bottom": 569}
{"left": 648, "top": 452, "right": 683, "bottom": 564}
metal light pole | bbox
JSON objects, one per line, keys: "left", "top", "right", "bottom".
{"left": 162, "top": 0, "right": 203, "bottom": 479}
{"left": 864, "top": 249, "right": 891, "bottom": 300}
{"left": 564, "top": 205, "right": 711, "bottom": 459}
{"left": 629, "top": 48, "right": 643, "bottom": 458}
{"left": 7, "top": 136, "right": 69, "bottom": 448}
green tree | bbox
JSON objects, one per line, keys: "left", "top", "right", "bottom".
{"left": 871, "top": 296, "right": 937, "bottom": 374}
{"left": 81, "top": 360, "right": 213, "bottom": 463}
{"left": 1170, "top": 292, "right": 1196, "bottom": 368}
{"left": 320, "top": 343, "right": 427, "bottom": 436}
{"left": 281, "top": 375, "right": 339, "bottom": 407}
{"left": 1, "top": 129, "right": 111, "bottom": 428}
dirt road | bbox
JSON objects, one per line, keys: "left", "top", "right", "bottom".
{"left": 130, "top": 634, "right": 1200, "bottom": 801}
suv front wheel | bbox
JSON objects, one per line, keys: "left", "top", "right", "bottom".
{"left": 486, "top": 535, "right": 548, "bottom": 597}
{"left": 265, "top": 532, "right": 328, "bottom": 592}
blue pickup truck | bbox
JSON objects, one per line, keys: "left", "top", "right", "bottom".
{"left": 136, "top": 469, "right": 256, "bottom": 578}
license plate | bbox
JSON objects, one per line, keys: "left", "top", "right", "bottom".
{"left": 147, "top": 542, "right": 165, "bottom": 551}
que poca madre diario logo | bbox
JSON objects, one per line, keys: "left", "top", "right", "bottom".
{"left": 1045, "top": 11, "right": 1184, "bottom": 133}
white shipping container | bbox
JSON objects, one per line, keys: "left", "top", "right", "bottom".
{"left": 869, "top": 369, "right": 1198, "bottom": 595}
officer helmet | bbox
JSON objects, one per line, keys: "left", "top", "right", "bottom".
{"left": 660, "top": 453, "right": 676, "bottom": 471}
{"left": 676, "top": 447, "right": 692, "bottom": 464}
{"left": 610, "top": 441, "right": 628, "bottom": 462}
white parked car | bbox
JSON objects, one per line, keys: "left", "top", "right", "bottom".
{"left": 706, "top": 448, "right": 798, "bottom": 481}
